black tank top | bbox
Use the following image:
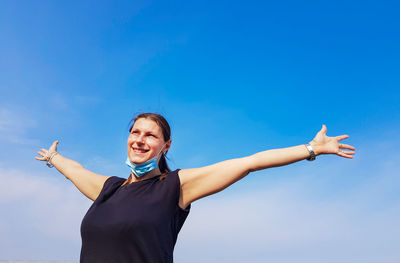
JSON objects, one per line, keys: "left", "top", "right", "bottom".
{"left": 80, "top": 169, "right": 191, "bottom": 263}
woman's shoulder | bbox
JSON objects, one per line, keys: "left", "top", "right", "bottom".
{"left": 161, "top": 168, "right": 180, "bottom": 180}
{"left": 101, "top": 176, "right": 126, "bottom": 191}
{"left": 106, "top": 175, "right": 126, "bottom": 184}
{"left": 159, "top": 169, "right": 183, "bottom": 185}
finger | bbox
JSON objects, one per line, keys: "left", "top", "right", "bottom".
{"left": 337, "top": 151, "right": 354, "bottom": 159}
{"left": 338, "top": 143, "right": 355, "bottom": 150}
{"left": 38, "top": 151, "right": 50, "bottom": 158}
{"left": 337, "top": 149, "right": 355, "bottom": 158}
{"left": 36, "top": 151, "right": 46, "bottom": 160}
{"left": 341, "top": 150, "right": 355, "bottom": 155}
{"left": 336, "top": 135, "right": 349, "bottom": 141}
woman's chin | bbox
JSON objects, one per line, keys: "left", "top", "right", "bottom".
{"left": 130, "top": 159, "right": 146, "bottom": 164}
{"left": 129, "top": 149, "right": 152, "bottom": 162}
{"left": 129, "top": 155, "right": 151, "bottom": 164}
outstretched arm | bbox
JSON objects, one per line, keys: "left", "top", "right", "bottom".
{"left": 249, "top": 124, "right": 354, "bottom": 170}
{"left": 35, "top": 141, "right": 111, "bottom": 201}
{"left": 178, "top": 125, "right": 355, "bottom": 209}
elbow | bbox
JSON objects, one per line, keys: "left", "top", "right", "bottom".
{"left": 243, "top": 155, "right": 258, "bottom": 173}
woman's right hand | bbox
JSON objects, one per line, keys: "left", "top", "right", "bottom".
{"left": 35, "top": 140, "right": 59, "bottom": 162}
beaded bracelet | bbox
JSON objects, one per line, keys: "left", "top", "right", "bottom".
{"left": 46, "top": 152, "right": 59, "bottom": 168}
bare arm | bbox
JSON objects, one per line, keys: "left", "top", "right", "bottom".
{"left": 178, "top": 125, "right": 356, "bottom": 209}
{"left": 35, "top": 141, "right": 110, "bottom": 201}
{"left": 248, "top": 143, "right": 318, "bottom": 171}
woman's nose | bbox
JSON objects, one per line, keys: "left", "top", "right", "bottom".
{"left": 135, "top": 135, "right": 146, "bottom": 144}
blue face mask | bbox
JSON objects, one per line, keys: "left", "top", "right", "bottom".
{"left": 125, "top": 144, "right": 167, "bottom": 178}
{"left": 125, "top": 155, "right": 158, "bottom": 178}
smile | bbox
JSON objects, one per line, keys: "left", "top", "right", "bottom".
{"left": 132, "top": 147, "right": 149, "bottom": 154}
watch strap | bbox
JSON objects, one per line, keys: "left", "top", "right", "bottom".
{"left": 305, "top": 143, "right": 316, "bottom": 161}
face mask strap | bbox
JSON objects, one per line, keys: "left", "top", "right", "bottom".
{"left": 157, "top": 141, "right": 169, "bottom": 159}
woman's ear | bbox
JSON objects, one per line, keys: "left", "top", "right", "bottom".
{"left": 164, "top": 139, "right": 172, "bottom": 152}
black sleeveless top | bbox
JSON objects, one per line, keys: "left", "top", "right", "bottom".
{"left": 80, "top": 169, "right": 191, "bottom": 263}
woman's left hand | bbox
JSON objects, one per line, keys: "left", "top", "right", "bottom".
{"left": 310, "top": 125, "right": 356, "bottom": 159}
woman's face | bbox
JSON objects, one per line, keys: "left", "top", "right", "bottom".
{"left": 127, "top": 118, "right": 170, "bottom": 164}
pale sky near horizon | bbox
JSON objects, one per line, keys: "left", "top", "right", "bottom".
{"left": 0, "top": 0, "right": 399, "bottom": 262}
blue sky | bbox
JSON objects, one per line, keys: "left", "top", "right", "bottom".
{"left": 0, "top": 0, "right": 399, "bottom": 262}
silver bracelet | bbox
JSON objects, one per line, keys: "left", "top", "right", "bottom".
{"left": 46, "top": 152, "right": 59, "bottom": 168}
{"left": 304, "top": 143, "right": 316, "bottom": 161}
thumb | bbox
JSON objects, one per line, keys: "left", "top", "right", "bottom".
{"left": 51, "top": 140, "right": 59, "bottom": 150}
{"left": 321, "top": 124, "right": 327, "bottom": 135}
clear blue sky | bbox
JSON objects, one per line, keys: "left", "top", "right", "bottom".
{"left": 0, "top": 1, "right": 399, "bottom": 262}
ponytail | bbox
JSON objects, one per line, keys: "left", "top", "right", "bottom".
{"left": 158, "top": 152, "right": 171, "bottom": 180}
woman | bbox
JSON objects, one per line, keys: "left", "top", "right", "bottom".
{"left": 35, "top": 112, "right": 355, "bottom": 263}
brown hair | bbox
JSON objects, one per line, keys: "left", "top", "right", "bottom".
{"left": 128, "top": 112, "right": 171, "bottom": 179}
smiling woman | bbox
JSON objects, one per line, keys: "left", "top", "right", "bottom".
{"left": 124, "top": 114, "right": 172, "bottom": 183}
{"left": 35, "top": 112, "right": 355, "bottom": 263}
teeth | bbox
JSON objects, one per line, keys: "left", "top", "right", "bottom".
{"left": 132, "top": 148, "right": 148, "bottom": 153}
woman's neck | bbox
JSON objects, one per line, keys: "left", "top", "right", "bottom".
{"left": 129, "top": 168, "right": 162, "bottom": 183}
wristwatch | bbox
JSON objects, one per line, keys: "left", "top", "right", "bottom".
{"left": 305, "top": 143, "right": 316, "bottom": 161}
